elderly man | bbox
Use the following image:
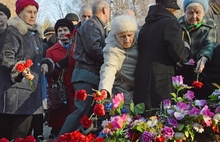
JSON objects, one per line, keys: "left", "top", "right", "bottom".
{"left": 73, "top": 5, "right": 92, "bottom": 30}
{"left": 58, "top": 0, "right": 110, "bottom": 136}
{"left": 0, "top": 3, "right": 11, "bottom": 39}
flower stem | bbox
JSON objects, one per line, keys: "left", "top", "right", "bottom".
{"left": 30, "top": 80, "right": 34, "bottom": 91}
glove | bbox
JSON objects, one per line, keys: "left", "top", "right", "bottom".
{"left": 56, "top": 56, "right": 69, "bottom": 69}
{"left": 195, "top": 56, "right": 208, "bottom": 73}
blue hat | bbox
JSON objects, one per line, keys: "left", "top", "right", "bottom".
{"left": 183, "top": 0, "right": 209, "bottom": 13}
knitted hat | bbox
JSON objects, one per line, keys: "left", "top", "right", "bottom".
{"left": 0, "top": 3, "right": 11, "bottom": 19}
{"left": 183, "top": 0, "right": 209, "bottom": 13}
{"left": 16, "top": 0, "right": 39, "bottom": 15}
{"left": 54, "top": 18, "right": 74, "bottom": 34}
{"left": 65, "top": 13, "right": 79, "bottom": 22}
{"left": 156, "top": 0, "right": 180, "bottom": 10}
{"left": 44, "top": 27, "right": 55, "bottom": 36}
{"left": 111, "top": 15, "right": 138, "bottom": 35}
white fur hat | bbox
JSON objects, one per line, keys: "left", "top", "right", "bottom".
{"left": 111, "top": 15, "right": 138, "bottom": 35}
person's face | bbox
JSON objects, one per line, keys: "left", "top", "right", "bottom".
{"left": 71, "top": 21, "right": 78, "bottom": 25}
{"left": 0, "top": 11, "right": 8, "bottom": 28}
{"left": 80, "top": 10, "right": 92, "bottom": 24}
{"left": 57, "top": 26, "right": 70, "bottom": 43}
{"left": 116, "top": 31, "right": 135, "bottom": 49}
{"left": 103, "top": 6, "right": 110, "bottom": 23}
{"left": 185, "top": 4, "right": 204, "bottom": 25}
{"left": 45, "top": 33, "right": 53, "bottom": 41}
{"left": 19, "top": 5, "right": 38, "bottom": 26}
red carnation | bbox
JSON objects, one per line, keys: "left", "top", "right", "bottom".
{"left": 65, "top": 34, "right": 73, "bottom": 38}
{"left": 75, "top": 89, "right": 88, "bottom": 100}
{"left": 24, "top": 59, "right": 33, "bottom": 68}
{"left": 80, "top": 115, "right": 92, "bottom": 128}
{"left": 94, "top": 137, "right": 105, "bottom": 142}
{"left": 192, "top": 81, "right": 203, "bottom": 89}
{"left": 73, "top": 29, "right": 77, "bottom": 35}
{"left": 15, "top": 63, "right": 25, "bottom": 72}
{"left": 94, "top": 104, "right": 105, "bottom": 116}
{"left": 0, "top": 138, "right": 9, "bottom": 142}
{"left": 86, "top": 133, "right": 97, "bottom": 141}
{"left": 155, "top": 136, "right": 165, "bottom": 142}
{"left": 93, "top": 90, "right": 107, "bottom": 102}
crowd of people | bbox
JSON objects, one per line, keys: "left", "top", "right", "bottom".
{"left": 0, "top": 0, "right": 220, "bottom": 141}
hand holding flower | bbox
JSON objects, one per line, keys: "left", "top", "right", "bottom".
{"left": 15, "top": 59, "right": 34, "bottom": 91}
{"left": 195, "top": 56, "right": 207, "bottom": 73}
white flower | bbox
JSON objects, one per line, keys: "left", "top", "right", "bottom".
{"left": 193, "top": 123, "right": 204, "bottom": 133}
{"left": 146, "top": 118, "right": 157, "bottom": 127}
{"left": 213, "top": 113, "right": 220, "bottom": 124}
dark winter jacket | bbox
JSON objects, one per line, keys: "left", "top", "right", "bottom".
{"left": 73, "top": 15, "right": 108, "bottom": 75}
{"left": 133, "top": 4, "right": 191, "bottom": 116}
{"left": 0, "top": 17, "right": 53, "bottom": 115}
{"left": 179, "top": 16, "right": 218, "bottom": 61}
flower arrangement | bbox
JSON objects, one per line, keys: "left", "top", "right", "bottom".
{"left": 0, "top": 135, "right": 36, "bottom": 142}
{"left": 55, "top": 75, "right": 220, "bottom": 142}
{"left": 15, "top": 59, "right": 34, "bottom": 91}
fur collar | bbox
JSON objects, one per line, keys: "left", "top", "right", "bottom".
{"left": 8, "top": 16, "right": 43, "bottom": 37}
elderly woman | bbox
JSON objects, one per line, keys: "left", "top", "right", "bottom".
{"left": 99, "top": 15, "right": 138, "bottom": 111}
{"left": 178, "top": 0, "right": 218, "bottom": 98}
{"left": 0, "top": 0, "right": 52, "bottom": 140}
{"left": 46, "top": 18, "right": 76, "bottom": 137}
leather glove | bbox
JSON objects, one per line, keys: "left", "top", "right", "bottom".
{"left": 195, "top": 56, "right": 208, "bottom": 73}
{"left": 56, "top": 56, "right": 69, "bottom": 69}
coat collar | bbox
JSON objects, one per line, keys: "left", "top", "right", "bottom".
{"left": 8, "top": 16, "right": 43, "bottom": 37}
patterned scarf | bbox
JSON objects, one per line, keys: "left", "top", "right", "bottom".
{"left": 187, "top": 20, "right": 203, "bottom": 32}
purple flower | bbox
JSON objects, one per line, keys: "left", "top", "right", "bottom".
{"left": 184, "top": 90, "right": 195, "bottom": 101}
{"left": 194, "top": 100, "right": 207, "bottom": 107}
{"left": 189, "top": 107, "right": 200, "bottom": 116}
{"left": 168, "top": 118, "right": 178, "bottom": 128}
{"left": 174, "top": 102, "right": 188, "bottom": 120}
{"left": 141, "top": 131, "right": 153, "bottom": 142}
{"left": 172, "top": 75, "right": 184, "bottom": 89}
{"left": 212, "top": 89, "right": 220, "bottom": 95}
{"left": 163, "top": 99, "right": 171, "bottom": 109}
{"left": 184, "top": 58, "right": 195, "bottom": 65}
{"left": 200, "top": 105, "right": 214, "bottom": 117}
{"left": 161, "top": 126, "right": 174, "bottom": 139}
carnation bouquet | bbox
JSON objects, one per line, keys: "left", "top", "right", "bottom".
{"left": 15, "top": 59, "right": 34, "bottom": 91}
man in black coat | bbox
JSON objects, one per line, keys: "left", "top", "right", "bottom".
{"left": 58, "top": 0, "right": 110, "bottom": 136}
{"left": 133, "top": 0, "right": 191, "bottom": 117}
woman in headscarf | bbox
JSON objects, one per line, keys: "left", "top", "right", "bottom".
{"left": 178, "top": 0, "right": 218, "bottom": 99}
{"left": 0, "top": 0, "right": 53, "bottom": 140}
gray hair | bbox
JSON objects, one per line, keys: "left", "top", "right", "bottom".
{"left": 79, "top": 4, "right": 92, "bottom": 16}
{"left": 92, "top": 0, "right": 109, "bottom": 14}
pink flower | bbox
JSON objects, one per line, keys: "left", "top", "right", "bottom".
{"left": 111, "top": 114, "right": 127, "bottom": 130}
{"left": 161, "top": 126, "right": 174, "bottom": 139}
{"left": 112, "top": 93, "right": 124, "bottom": 109}
{"left": 184, "top": 90, "right": 195, "bottom": 101}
